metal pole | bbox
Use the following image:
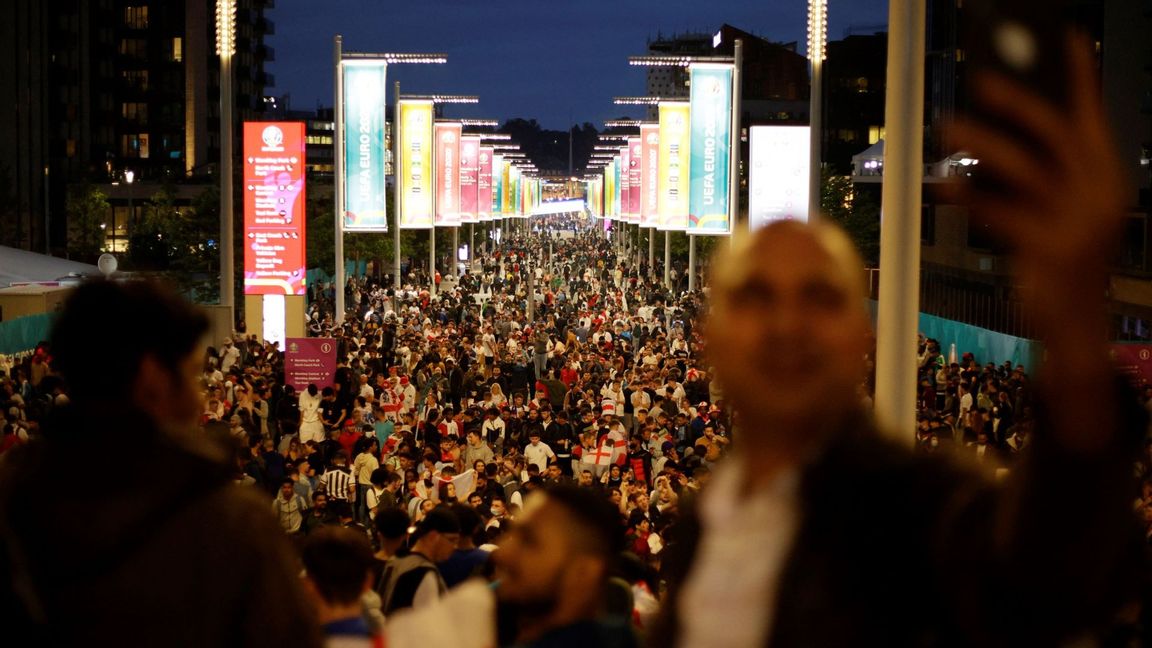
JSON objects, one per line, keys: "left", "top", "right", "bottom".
{"left": 333, "top": 36, "right": 346, "bottom": 322}
{"left": 429, "top": 108, "right": 438, "bottom": 296}
{"left": 874, "top": 0, "right": 927, "bottom": 444}
{"left": 663, "top": 230, "right": 671, "bottom": 289}
{"left": 729, "top": 39, "right": 743, "bottom": 236}
{"left": 470, "top": 223, "right": 475, "bottom": 273}
{"left": 648, "top": 231, "right": 654, "bottom": 280}
{"left": 688, "top": 234, "right": 697, "bottom": 291}
{"left": 808, "top": 3, "right": 825, "bottom": 221}
{"left": 452, "top": 227, "right": 459, "bottom": 277}
{"left": 393, "top": 81, "right": 402, "bottom": 290}
{"left": 527, "top": 261, "right": 535, "bottom": 322}
{"left": 220, "top": 28, "right": 236, "bottom": 321}
{"left": 43, "top": 166, "right": 49, "bottom": 253}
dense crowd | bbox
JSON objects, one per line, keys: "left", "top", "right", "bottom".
{"left": 3, "top": 218, "right": 1151, "bottom": 644}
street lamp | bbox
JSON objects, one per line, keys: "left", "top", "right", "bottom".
{"left": 604, "top": 119, "right": 647, "bottom": 128}
{"left": 808, "top": 0, "right": 828, "bottom": 222}
{"left": 333, "top": 39, "right": 449, "bottom": 306}
{"left": 618, "top": 46, "right": 742, "bottom": 286}
{"left": 124, "top": 169, "right": 135, "bottom": 235}
{"left": 217, "top": 0, "right": 237, "bottom": 320}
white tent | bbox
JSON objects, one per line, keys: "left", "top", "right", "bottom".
{"left": 851, "top": 139, "right": 885, "bottom": 177}
{"left": 0, "top": 246, "right": 100, "bottom": 288}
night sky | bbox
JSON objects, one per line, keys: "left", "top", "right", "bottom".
{"left": 270, "top": 0, "right": 890, "bottom": 130}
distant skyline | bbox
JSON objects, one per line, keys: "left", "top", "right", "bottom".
{"left": 269, "top": 0, "right": 889, "bottom": 130}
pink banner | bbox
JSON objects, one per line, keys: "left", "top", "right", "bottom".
{"left": 640, "top": 124, "right": 659, "bottom": 227}
{"left": 628, "top": 137, "right": 642, "bottom": 221}
{"left": 478, "top": 146, "right": 493, "bottom": 220}
{"left": 619, "top": 146, "right": 631, "bottom": 222}
{"left": 459, "top": 136, "right": 480, "bottom": 223}
{"left": 435, "top": 122, "right": 462, "bottom": 226}
{"left": 285, "top": 337, "right": 337, "bottom": 392}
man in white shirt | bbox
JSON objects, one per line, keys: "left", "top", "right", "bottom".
{"left": 219, "top": 338, "right": 241, "bottom": 373}
{"left": 651, "top": 52, "right": 1142, "bottom": 646}
{"left": 523, "top": 431, "right": 555, "bottom": 473}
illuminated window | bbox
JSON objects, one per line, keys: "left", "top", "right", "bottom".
{"left": 172, "top": 37, "right": 183, "bottom": 62}
{"left": 121, "top": 134, "right": 150, "bottom": 159}
{"left": 124, "top": 6, "right": 148, "bottom": 29}
{"left": 868, "top": 126, "right": 885, "bottom": 144}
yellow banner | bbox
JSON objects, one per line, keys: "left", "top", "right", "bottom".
{"left": 657, "top": 101, "right": 690, "bottom": 230}
{"left": 398, "top": 100, "right": 434, "bottom": 229}
{"left": 502, "top": 161, "right": 513, "bottom": 215}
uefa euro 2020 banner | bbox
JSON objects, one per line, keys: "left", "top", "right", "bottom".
{"left": 477, "top": 146, "right": 493, "bottom": 221}
{"left": 460, "top": 136, "right": 481, "bottom": 223}
{"left": 640, "top": 124, "right": 659, "bottom": 228}
{"left": 688, "top": 64, "right": 733, "bottom": 235}
{"left": 657, "top": 102, "right": 690, "bottom": 231}
{"left": 342, "top": 62, "right": 388, "bottom": 232}
{"left": 435, "top": 122, "right": 462, "bottom": 227}
{"left": 399, "top": 100, "right": 434, "bottom": 229}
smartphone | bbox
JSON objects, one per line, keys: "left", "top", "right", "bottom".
{"left": 962, "top": 0, "right": 1072, "bottom": 192}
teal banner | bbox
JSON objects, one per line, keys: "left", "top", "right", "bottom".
{"left": 613, "top": 155, "right": 622, "bottom": 218}
{"left": 493, "top": 156, "right": 504, "bottom": 216}
{"left": 0, "top": 313, "right": 54, "bottom": 357}
{"left": 342, "top": 62, "right": 389, "bottom": 232}
{"left": 688, "top": 64, "right": 733, "bottom": 234}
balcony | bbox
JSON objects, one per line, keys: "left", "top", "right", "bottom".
{"left": 256, "top": 43, "right": 275, "bottom": 61}
{"left": 256, "top": 16, "right": 275, "bottom": 35}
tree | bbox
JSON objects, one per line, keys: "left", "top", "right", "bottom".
{"left": 167, "top": 186, "right": 223, "bottom": 303}
{"left": 821, "top": 171, "right": 881, "bottom": 265}
{"left": 65, "top": 184, "right": 111, "bottom": 261}
{"left": 126, "top": 187, "right": 178, "bottom": 270}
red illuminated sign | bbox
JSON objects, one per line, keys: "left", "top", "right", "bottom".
{"left": 243, "top": 121, "right": 307, "bottom": 295}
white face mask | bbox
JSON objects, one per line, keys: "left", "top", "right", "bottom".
{"left": 490, "top": 507, "right": 503, "bottom": 517}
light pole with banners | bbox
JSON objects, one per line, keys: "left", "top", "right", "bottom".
{"left": 333, "top": 40, "right": 448, "bottom": 319}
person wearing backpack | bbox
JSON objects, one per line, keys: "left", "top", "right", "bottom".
{"left": 272, "top": 478, "right": 308, "bottom": 537}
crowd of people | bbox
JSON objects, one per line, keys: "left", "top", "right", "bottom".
{"left": 5, "top": 214, "right": 1147, "bottom": 647}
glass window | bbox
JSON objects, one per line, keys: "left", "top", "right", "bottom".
{"left": 124, "top": 6, "right": 148, "bottom": 29}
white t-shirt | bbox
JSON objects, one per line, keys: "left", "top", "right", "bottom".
{"left": 677, "top": 459, "right": 800, "bottom": 648}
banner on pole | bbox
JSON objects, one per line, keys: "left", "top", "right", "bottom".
{"left": 478, "top": 147, "right": 493, "bottom": 220}
{"left": 688, "top": 64, "right": 733, "bottom": 235}
{"left": 460, "top": 136, "right": 480, "bottom": 223}
{"left": 640, "top": 124, "right": 659, "bottom": 228}
{"left": 627, "top": 137, "right": 642, "bottom": 222}
{"left": 657, "top": 102, "right": 690, "bottom": 231}
{"left": 435, "top": 122, "right": 462, "bottom": 226}
{"left": 341, "top": 62, "right": 389, "bottom": 232}
{"left": 398, "top": 100, "right": 434, "bottom": 229}
{"left": 492, "top": 155, "right": 504, "bottom": 217}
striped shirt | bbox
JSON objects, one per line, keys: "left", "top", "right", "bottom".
{"left": 320, "top": 468, "right": 354, "bottom": 501}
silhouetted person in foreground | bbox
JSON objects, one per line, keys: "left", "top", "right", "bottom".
{"left": 0, "top": 280, "right": 322, "bottom": 647}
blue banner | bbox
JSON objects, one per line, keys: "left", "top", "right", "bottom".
{"left": 342, "top": 62, "right": 389, "bottom": 231}
{"left": 688, "top": 64, "right": 733, "bottom": 235}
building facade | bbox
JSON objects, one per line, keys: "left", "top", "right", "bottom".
{"left": 0, "top": 0, "right": 274, "bottom": 256}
